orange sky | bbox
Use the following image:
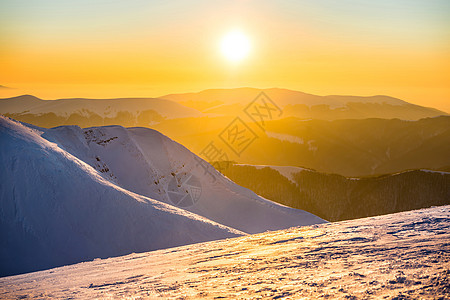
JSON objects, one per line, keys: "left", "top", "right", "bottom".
{"left": 1, "top": 0, "right": 449, "bottom": 112}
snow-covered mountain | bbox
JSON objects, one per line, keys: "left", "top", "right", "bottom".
{"left": 38, "top": 120, "right": 324, "bottom": 234}
{"left": 1, "top": 205, "right": 448, "bottom": 299}
{"left": 0, "top": 116, "right": 324, "bottom": 276}
{"left": 0, "top": 116, "right": 244, "bottom": 277}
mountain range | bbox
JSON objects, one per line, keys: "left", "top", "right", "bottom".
{"left": 0, "top": 94, "right": 201, "bottom": 128}
{"left": 1, "top": 88, "right": 447, "bottom": 130}
{"left": 161, "top": 87, "right": 447, "bottom": 120}
{"left": 1, "top": 89, "right": 448, "bottom": 177}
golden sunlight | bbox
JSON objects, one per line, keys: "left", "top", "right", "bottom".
{"left": 220, "top": 30, "right": 251, "bottom": 63}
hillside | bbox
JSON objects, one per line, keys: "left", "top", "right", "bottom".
{"left": 219, "top": 163, "right": 450, "bottom": 221}
{"left": 1, "top": 206, "right": 448, "bottom": 299}
{"left": 152, "top": 116, "right": 450, "bottom": 177}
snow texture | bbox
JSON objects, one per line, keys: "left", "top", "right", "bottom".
{"left": 1, "top": 206, "right": 448, "bottom": 299}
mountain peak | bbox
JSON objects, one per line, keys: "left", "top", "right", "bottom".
{"left": 0, "top": 94, "right": 42, "bottom": 102}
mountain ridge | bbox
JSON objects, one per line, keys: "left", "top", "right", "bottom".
{"left": 0, "top": 95, "right": 202, "bottom": 119}
{"left": 161, "top": 87, "right": 447, "bottom": 115}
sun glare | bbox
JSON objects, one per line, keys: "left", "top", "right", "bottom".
{"left": 220, "top": 30, "right": 251, "bottom": 63}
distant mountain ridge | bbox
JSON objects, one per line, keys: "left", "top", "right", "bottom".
{"left": 0, "top": 88, "right": 447, "bottom": 128}
{"left": 0, "top": 95, "right": 202, "bottom": 118}
{"left": 161, "top": 87, "right": 447, "bottom": 120}
{"left": 1, "top": 90, "right": 448, "bottom": 178}
{"left": 0, "top": 95, "right": 203, "bottom": 128}
{"left": 163, "top": 87, "right": 409, "bottom": 107}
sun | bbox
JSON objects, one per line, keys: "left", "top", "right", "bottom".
{"left": 220, "top": 30, "right": 251, "bottom": 63}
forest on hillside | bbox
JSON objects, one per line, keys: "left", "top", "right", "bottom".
{"left": 220, "top": 164, "right": 450, "bottom": 221}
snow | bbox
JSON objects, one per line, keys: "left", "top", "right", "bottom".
{"left": 1, "top": 205, "right": 448, "bottom": 299}
{"left": 265, "top": 132, "right": 318, "bottom": 153}
{"left": 419, "top": 169, "right": 450, "bottom": 175}
{"left": 0, "top": 116, "right": 325, "bottom": 276}
{"left": 266, "top": 131, "right": 304, "bottom": 144}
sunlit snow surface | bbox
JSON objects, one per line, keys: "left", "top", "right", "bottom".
{"left": 1, "top": 206, "right": 448, "bottom": 299}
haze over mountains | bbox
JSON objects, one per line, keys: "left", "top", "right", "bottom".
{"left": 1, "top": 88, "right": 449, "bottom": 177}
{"left": 0, "top": 116, "right": 324, "bottom": 276}
{"left": 161, "top": 88, "right": 447, "bottom": 120}
{"left": 1, "top": 88, "right": 447, "bottom": 129}
{"left": 0, "top": 94, "right": 201, "bottom": 128}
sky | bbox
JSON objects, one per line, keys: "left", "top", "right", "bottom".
{"left": 1, "top": 0, "right": 449, "bottom": 112}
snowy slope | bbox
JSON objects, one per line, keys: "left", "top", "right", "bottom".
{"left": 40, "top": 122, "right": 325, "bottom": 234}
{"left": 0, "top": 116, "right": 243, "bottom": 277}
{"left": 1, "top": 206, "right": 448, "bottom": 299}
